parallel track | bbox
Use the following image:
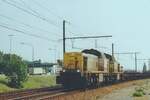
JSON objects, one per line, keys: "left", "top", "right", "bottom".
{"left": 0, "top": 86, "right": 63, "bottom": 100}
{"left": 1, "top": 73, "right": 150, "bottom": 100}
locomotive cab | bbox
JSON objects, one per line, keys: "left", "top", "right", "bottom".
{"left": 63, "top": 52, "right": 83, "bottom": 72}
{"left": 56, "top": 52, "right": 87, "bottom": 88}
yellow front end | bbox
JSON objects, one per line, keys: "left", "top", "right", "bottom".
{"left": 63, "top": 52, "right": 83, "bottom": 72}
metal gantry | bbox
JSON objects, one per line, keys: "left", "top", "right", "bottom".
{"left": 115, "top": 52, "right": 140, "bottom": 72}
{"left": 62, "top": 20, "right": 112, "bottom": 56}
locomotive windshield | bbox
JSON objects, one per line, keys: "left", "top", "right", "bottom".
{"left": 63, "top": 52, "right": 83, "bottom": 71}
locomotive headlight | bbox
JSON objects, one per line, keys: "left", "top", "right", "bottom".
{"left": 77, "top": 69, "right": 80, "bottom": 72}
{"left": 62, "top": 69, "right": 66, "bottom": 72}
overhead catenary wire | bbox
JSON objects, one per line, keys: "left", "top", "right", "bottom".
{"left": 19, "top": 0, "right": 52, "bottom": 21}
{"left": 1, "top": 0, "right": 113, "bottom": 52}
{"left": 19, "top": 0, "right": 41, "bottom": 16}
{"left": 8, "top": 0, "right": 84, "bottom": 40}
{"left": 0, "top": 14, "right": 61, "bottom": 37}
{"left": 16, "top": 0, "right": 62, "bottom": 37}
{"left": 67, "top": 22, "right": 87, "bottom": 37}
{"left": 25, "top": 0, "right": 88, "bottom": 38}
{"left": 11, "top": 0, "right": 61, "bottom": 29}
{"left": 20, "top": 0, "right": 76, "bottom": 38}
{"left": 2, "top": 0, "right": 62, "bottom": 30}
{"left": 0, "top": 23, "right": 57, "bottom": 42}
{"left": 31, "top": 0, "right": 64, "bottom": 20}
{"left": 66, "top": 20, "right": 98, "bottom": 38}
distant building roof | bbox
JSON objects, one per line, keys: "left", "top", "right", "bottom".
{"left": 26, "top": 60, "right": 57, "bottom": 68}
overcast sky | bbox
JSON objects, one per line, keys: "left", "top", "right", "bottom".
{"left": 0, "top": 0, "right": 150, "bottom": 71}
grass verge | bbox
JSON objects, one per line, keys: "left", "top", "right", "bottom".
{"left": 0, "top": 75, "right": 56, "bottom": 93}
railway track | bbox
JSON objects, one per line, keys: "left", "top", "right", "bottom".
{"left": 11, "top": 88, "right": 82, "bottom": 100}
{"left": 0, "top": 85, "right": 63, "bottom": 100}
{"left": 9, "top": 89, "right": 66, "bottom": 100}
{"left": 0, "top": 75, "right": 150, "bottom": 100}
{"left": 0, "top": 85, "right": 80, "bottom": 100}
{"left": 8, "top": 81, "right": 133, "bottom": 100}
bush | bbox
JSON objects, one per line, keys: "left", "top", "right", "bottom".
{"left": 1, "top": 53, "right": 28, "bottom": 88}
{"left": 133, "top": 91, "right": 144, "bottom": 97}
{"left": 133, "top": 87, "right": 145, "bottom": 97}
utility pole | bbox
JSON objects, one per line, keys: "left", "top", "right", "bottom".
{"left": 148, "top": 59, "right": 150, "bottom": 71}
{"left": 95, "top": 39, "right": 98, "bottom": 48}
{"left": 135, "top": 53, "right": 137, "bottom": 72}
{"left": 21, "top": 42, "right": 34, "bottom": 61}
{"left": 112, "top": 43, "right": 114, "bottom": 57}
{"left": 93, "top": 40, "right": 110, "bottom": 53}
{"left": 63, "top": 20, "right": 66, "bottom": 56}
{"left": 115, "top": 52, "right": 140, "bottom": 72}
{"left": 137, "top": 58, "right": 150, "bottom": 71}
{"left": 8, "top": 34, "right": 15, "bottom": 54}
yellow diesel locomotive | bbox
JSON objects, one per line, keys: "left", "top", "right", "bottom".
{"left": 56, "top": 49, "right": 123, "bottom": 88}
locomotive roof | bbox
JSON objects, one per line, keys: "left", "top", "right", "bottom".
{"left": 82, "top": 49, "right": 102, "bottom": 58}
{"left": 82, "top": 49, "right": 115, "bottom": 61}
{"left": 104, "top": 53, "right": 113, "bottom": 61}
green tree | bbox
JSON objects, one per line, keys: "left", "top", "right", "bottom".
{"left": 0, "top": 51, "right": 4, "bottom": 73}
{"left": 3, "top": 54, "right": 28, "bottom": 88}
